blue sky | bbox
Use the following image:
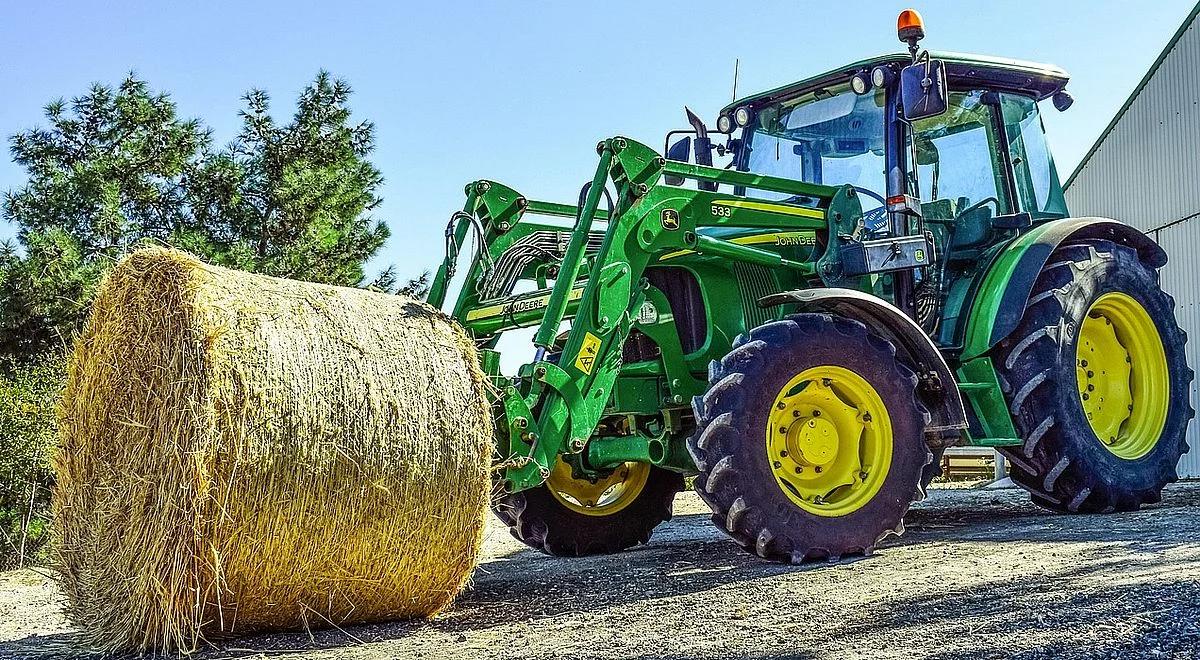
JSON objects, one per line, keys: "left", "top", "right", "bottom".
{"left": 1, "top": 1, "right": 1196, "bottom": 284}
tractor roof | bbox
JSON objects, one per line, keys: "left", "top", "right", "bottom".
{"left": 721, "top": 51, "right": 1069, "bottom": 114}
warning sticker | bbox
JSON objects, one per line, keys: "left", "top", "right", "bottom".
{"left": 574, "top": 332, "right": 603, "bottom": 375}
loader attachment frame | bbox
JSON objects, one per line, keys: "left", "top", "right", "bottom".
{"left": 432, "top": 136, "right": 863, "bottom": 493}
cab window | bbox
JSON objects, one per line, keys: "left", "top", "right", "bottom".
{"left": 741, "top": 84, "right": 887, "bottom": 205}
{"left": 1000, "top": 93, "right": 1069, "bottom": 219}
{"left": 911, "top": 90, "right": 1008, "bottom": 221}
{"left": 910, "top": 90, "right": 1009, "bottom": 250}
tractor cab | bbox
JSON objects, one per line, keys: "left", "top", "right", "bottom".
{"left": 667, "top": 13, "right": 1074, "bottom": 341}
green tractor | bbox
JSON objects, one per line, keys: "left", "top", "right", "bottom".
{"left": 428, "top": 10, "right": 1193, "bottom": 562}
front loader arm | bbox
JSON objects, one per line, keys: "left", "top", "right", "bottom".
{"left": 500, "top": 138, "right": 670, "bottom": 492}
{"left": 440, "top": 137, "right": 858, "bottom": 494}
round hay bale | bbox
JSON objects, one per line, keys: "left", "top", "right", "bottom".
{"left": 52, "top": 247, "right": 493, "bottom": 653}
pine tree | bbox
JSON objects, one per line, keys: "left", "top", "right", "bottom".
{"left": 191, "top": 71, "right": 389, "bottom": 286}
{"left": 1, "top": 72, "right": 393, "bottom": 359}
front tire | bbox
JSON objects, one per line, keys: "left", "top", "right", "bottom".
{"left": 993, "top": 241, "right": 1193, "bottom": 512}
{"left": 491, "top": 459, "right": 684, "bottom": 556}
{"left": 688, "top": 313, "right": 932, "bottom": 563}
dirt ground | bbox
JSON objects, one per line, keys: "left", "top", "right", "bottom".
{"left": 3, "top": 481, "right": 1199, "bottom": 660}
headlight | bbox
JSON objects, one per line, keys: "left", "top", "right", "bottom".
{"left": 734, "top": 106, "right": 752, "bottom": 127}
{"left": 717, "top": 114, "right": 733, "bottom": 133}
{"left": 871, "top": 65, "right": 893, "bottom": 88}
{"left": 851, "top": 72, "right": 870, "bottom": 95}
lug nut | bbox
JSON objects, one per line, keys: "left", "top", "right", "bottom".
{"left": 794, "top": 466, "right": 803, "bottom": 474}
{"left": 792, "top": 410, "right": 801, "bottom": 418}
{"left": 780, "top": 450, "right": 789, "bottom": 457}
{"left": 812, "top": 410, "right": 821, "bottom": 417}
{"left": 777, "top": 401, "right": 786, "bottom": 410}
{"left": 814, "top": 466, "right": 823, "bottom": 473}
{"left": 780, "top": 427, "right": 789, "bottom": 434}
{"left": 773, "top": 461, "right": 783, "bottom": 469}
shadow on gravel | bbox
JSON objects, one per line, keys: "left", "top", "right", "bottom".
{"left": 6, "top": 485, "right": 1197, "bottom": 659}
{"left": 897, "top": 487, "right": 1199, "bottom": 553}
{"left": 838, "top": 557, "right": 1200, "bottom": 660}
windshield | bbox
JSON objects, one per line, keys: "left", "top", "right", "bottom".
{"left": 740, "top": 83, "right": 887, "bottom": 207}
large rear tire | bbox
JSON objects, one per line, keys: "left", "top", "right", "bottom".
{"left": 491, "top": 458, "right": 684, "bottom": 556}
{"left": 992, "top": 240, "right": 1193, "bottom": 512}
{"left": 688, "top": 313, "right": 931, "bottom": 563}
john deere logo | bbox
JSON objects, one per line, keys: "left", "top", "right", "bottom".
{"left": 661, "top": 209, "right": 680, "bottom": 230}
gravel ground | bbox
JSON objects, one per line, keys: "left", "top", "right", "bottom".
{"left": 2, "top": 481, "right": 1198, "bottom": 659}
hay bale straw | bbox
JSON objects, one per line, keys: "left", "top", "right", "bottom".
{"left": 52, "top": 247, "right": 493, "bottom": 653}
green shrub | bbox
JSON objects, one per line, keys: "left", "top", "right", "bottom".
{"left": 0, "top": 354, "right": 64, "bottom": 569}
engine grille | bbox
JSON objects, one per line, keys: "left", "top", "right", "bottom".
{"left": 733, "top": 263, "right": 779, "bottom": 330}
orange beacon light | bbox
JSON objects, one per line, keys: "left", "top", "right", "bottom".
{"left": 897, "top": 9, "right": 925, "bottom": 43}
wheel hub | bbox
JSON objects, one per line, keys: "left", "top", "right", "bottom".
{"left": 766, "top": 366, "right": 893, "bottom": 517}
{"left": 788, "top": 416, "right": 838, "bottom": 466}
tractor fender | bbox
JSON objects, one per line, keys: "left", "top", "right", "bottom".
{"left": 961, "top": 217, "right": 1167, "bottom": 361}
{"left": 759, "top": 287, "right": 969, "bottom": 441}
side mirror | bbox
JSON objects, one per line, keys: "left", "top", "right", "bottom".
{"left": 899, "top": 59, "right": 948, "bottom": 121}
{"left": 1052, "top": 90, "right": 1074, "bottom": 112}
{"left": 664, "top": 137, "right": 691, "bottom": 186}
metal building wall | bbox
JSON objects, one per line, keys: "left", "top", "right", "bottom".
{"left": 1155, "top": 222, "right": 1200, "bottom": 478}
{"left": 1065, "top": 10, "right": 1200, "bottom": 233}
{"left": 1065, "top": 8, "right": 1200, "bottom": 476}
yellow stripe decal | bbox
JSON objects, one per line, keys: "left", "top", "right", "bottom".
{"left": 658, "top": 231, "right": 817, "bottom": 261}
{"left": 465, "top": 287, "right": 585, "bottom": 322}
{"left": 714, "top": 199, "right": 825, "bottom": 219}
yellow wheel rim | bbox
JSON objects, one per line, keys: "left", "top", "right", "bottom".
{"left": 546, "top": 457, "right": 650, "bottom": 516}
{"left": 765, "top": 366, "right": 893, "bottom": 517}
{"left": 1076, "top": 292, "right": 1169, "bottom": 459}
